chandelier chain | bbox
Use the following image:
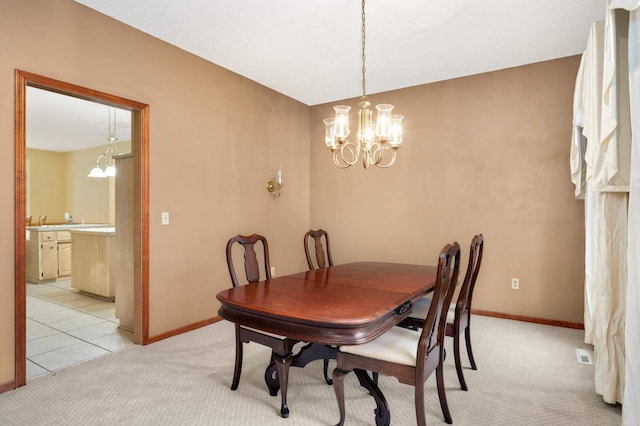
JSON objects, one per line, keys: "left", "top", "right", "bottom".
{"left": 108, "top": 107, "right": 118, "bottom": 140}
{"left": 361, "top": 0, "right": 367, "bottom": 100}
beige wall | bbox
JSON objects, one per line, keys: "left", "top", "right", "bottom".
{"left": 0, "top": 0, "right": 310, "bottom": 386}
{"left": 26, "top": 142, "right": 131, "bottom": 225}
{"left": 25, "top": 149, "right": 66, "bottom": 223}
{"left": 310, "top": 56, "right": 584, "bottom": 324}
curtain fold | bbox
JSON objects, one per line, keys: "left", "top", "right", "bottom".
{"left": 573, "top": 21, "right": 605, "bottom": 345}
{"left": 584, "top": 189, "right": 599, "bottom": 345}
{"left": 571, "top": 53, "right": 587, "bottom": 200}
{"left": 613, "top": 1, "right": 640, "bottom": 424}
{"left": 593, "top": 192, "right": 627, "bottom": 403}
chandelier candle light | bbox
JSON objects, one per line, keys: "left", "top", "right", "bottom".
{"left": 323, "top": 0, "right": 404, "bottom": 169}
{"left": 88, "top": 106, "right": 120, "bottom": 178}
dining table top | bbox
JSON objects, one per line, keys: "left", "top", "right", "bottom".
{"left": 216, "top": 261, "right": 437, "bottom": 345}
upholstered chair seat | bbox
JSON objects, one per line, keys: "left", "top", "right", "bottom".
{"left": 339, "top": 326, "right": 421, "bottom": 366}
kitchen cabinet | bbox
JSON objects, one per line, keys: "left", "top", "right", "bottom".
{"left": 57, "top": 230, "right": 72, "bottom": 277}
{"left": 26, "top": 229, "right": 59, "bottom": 283}
{"left": 26, "top": 225, "right": 111, "bottom": 283}
{"left": 58, "top": 243, "right": 72, "bottom": 277}
{"left": 41, "top": 240, "right": 58, "bottom": 280}
{"left": 71, "top": 227, "right": 116, "bottom": 300}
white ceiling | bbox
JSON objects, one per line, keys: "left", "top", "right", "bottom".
{"left": 29, "top": 0, "right": 605, "bottom": 152}
{"left": 74, "top": 0, "right": 605, "bottom": 106}
{"left": 27, "top": 87, "right": 131, "bottom": 153}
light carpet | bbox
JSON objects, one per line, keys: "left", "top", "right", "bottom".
{"left": 0, "top": 315, "right": 622, "bottom": 425}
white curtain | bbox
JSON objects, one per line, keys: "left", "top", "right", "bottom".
{"left": 612, "top": 1, "right": 640, "bottom": 424}
{"left": 572, "top": 21, "right": 605, "bottom": 345}
{"left": 592, "top": 3, "right": 631, "bottom": 405}
{"left": 572, "top": 1, "right": 639, "bottom": 413}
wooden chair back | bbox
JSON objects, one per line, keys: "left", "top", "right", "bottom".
{"left": 418, "top": 242, "right": 461, "bottom": 364}
{"left": 224, "top": 233, "right": 302, "bottom": 418}
{"left": 454, "top": 234, "right": 484, "bottom": 317}
{"left": 304, "top": 229, "right": 333, "bottom": 270}
{"left": 226, "top": 233, "right": 272, "bottom": 287}
{"left": 37, "top": 215, "right": 47, "bottom": 226}
{"left": 26, "top": 216, "right": 32, "bottom": 226}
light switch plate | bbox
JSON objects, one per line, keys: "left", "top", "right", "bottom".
{"left": 161, "top": 212, "right": 169, "bottom": 225}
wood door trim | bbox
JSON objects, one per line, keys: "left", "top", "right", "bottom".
{"left": 14, "top": 70, "right": 150, "bottom": 389}
{"left": 14, "top": 69, "right": 27, "bottom": 388}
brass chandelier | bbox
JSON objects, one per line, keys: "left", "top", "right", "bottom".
{"left": 323, "top": 0, "right": 404, "bottom": 169}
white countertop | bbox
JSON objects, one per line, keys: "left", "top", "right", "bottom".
{"left": 28, "top": 224, "right": 113, "bottom": 231}
{"left": 70, "top": 227, "right": 116, "bottom": 235}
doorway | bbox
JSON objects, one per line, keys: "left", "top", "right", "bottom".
{"left": 14, "top": 70, "right": 150, "bottom": 387}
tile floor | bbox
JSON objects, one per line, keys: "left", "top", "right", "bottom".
{"left": 26, "top": 279, "right": 134, "bottom": 380}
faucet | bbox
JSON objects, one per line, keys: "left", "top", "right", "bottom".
{"left": 68, "top": 215, "right": 73, "bottom": 224}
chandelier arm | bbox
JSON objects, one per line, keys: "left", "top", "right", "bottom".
{"left": 339, "top": 141, "right": 360, "bottom": 166}
{"left": 374, "top": 148, "right": 398, "bottom": 168}
{"left": 359, "top": 143, "right": 372, "bottom": 169}
{"left": 330, "top": 140, "right": 360, "bottom": 168}
{"left": 362, "top": 152, "right": 370, "bottom": 169}
{"left": 332, "top": 151, "right": 352, "bottom": 169}
{"left": 369, "top": 142, "right": 384, "bottom": 166}
{"left": 95, "top": 153, "right": 107, "bottom": 167}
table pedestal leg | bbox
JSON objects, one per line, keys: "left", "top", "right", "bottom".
{"left": 265, "top": 343, "right": 338, "bottom": 393}
{"left": 291, "top": 343, "right": 337, "bottom": 368}
{"left": 354, "top": 369, "right": 390, "bottom": 426}
{"left": 264, "top": 358, "right": 279, "bottom": 396}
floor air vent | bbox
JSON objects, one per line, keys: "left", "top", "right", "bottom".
{"left": 575, "top": 348, "right": 593, "bottom": 365}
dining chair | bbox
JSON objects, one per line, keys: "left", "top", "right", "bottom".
{"left": 303, "top": 229, "right": 333, "bottom": 270}
{"left": 225, "top": 233, "right": 300, "bottom": 418}
{"left": 332, "top": 242, "right": 461, "bottom": 426}
{"left": 401, "top": 234, "right": 484, "bottom": 391}
{"left": 37, "top": 215, "right": 47, "bottom": 226}
{"left": 26, "top": 216, "right": 32, "bottom": 226}
{"left": 304, "top": 229, "right": 335, "bottom": 385}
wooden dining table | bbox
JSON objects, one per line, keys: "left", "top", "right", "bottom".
{"left": 216, "top": 261, "right": 437, "bottom": 424}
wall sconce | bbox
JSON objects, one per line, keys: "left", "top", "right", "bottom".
{"left": 266, "top": 169, "right": 283, "bottom": 198}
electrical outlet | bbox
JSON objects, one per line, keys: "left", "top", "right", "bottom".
{"left": 161, "top": 212, "right": 170, "bottom": 225}
{"left": 511, "top": 278, "right": 520, "bottom": 290}
{"left": 270, "top": 266, "right": 276, "bottom": 277}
